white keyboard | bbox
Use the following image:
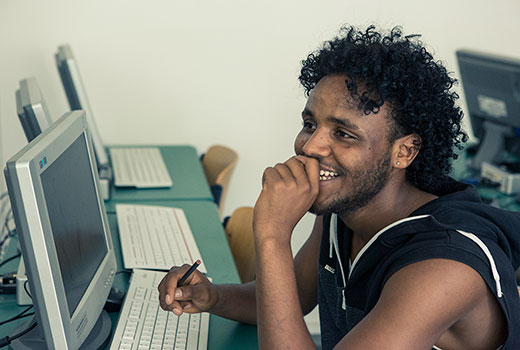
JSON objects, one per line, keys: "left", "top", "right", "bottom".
{"left": 116, "top": 204, "right": 207, "bottom": 273}
{"left": 110, "top": 269, "right": 210, "bottom": 350}
{"left": 111, "top": 147, "right": 173, "bottom": 188}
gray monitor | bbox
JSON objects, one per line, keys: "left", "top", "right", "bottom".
{"left": 55, "top": 45, "right": 109, "bottom": 168}
{"left": 457, "top": 49, "right": 520, "bottom": 169}
{"left": 4, "top": 110, "right": 116, "bottom": 349}
{"left": 15, "top": 77, "right": 53, "bottom": 142}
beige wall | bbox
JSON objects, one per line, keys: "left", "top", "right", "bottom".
{"left": 1, "top": 0, "right": 520, "bottom": 332}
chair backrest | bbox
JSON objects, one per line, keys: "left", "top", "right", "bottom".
{"left": 224, "top": 206, "right": 256, "bottom": 283}
{"left": 201, "top": 145, "right": 238, "bottom": 217}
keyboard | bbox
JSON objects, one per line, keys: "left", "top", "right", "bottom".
{"left": 116, "top": 204, "right": 207, "bottom": 273}
{"left": 110, "top": 147, "right": 173, "bottom": 188}
{"left": 110, "top": 269, "right": 210, "bottom": 350}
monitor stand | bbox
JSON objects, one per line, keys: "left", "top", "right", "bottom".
{"left": 10, "top": 310, "right": 112, "bottom": 350}
{"left": 470, "top": 120, "right": 511, "bottom": 170}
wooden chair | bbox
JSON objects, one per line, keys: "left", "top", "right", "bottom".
{"left": 223, "top": 206, "right": 256, "bottom": 283}
{"left": 201, "top": 145, "right": 238, "bottom": 217}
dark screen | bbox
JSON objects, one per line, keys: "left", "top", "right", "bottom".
{"left": 41, "top": 134, "right": 107, "bottom": 317}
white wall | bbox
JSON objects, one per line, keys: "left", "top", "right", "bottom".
{"left": 1, "top": 0, "right": 520, "bottom": 334}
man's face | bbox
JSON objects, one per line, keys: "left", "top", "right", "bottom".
{"left": 294, "top": 74, "right": 395, "bottom": 216}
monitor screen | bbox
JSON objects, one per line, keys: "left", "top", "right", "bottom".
{"left": 55, "top": 45, "right": 109, "bottom": 167}
{"left": 457, "top": 49, "right": 520, "bottom": 169}
{"left": 40, "top": 134, "right": 108, "bottom": 317}
{"left": 4, "top": 110, "right": 116, "bottom": 349}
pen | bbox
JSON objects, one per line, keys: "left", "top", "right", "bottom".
{"left": 177, "top": 259, "right": 201, "bottom": 287}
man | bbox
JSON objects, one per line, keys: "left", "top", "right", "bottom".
{"left": 159, "top": 25, "right": 520, "bottom": 349}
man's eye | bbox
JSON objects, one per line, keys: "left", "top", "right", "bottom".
{"left": 302, "top": 121, "right": 316, "bottom": 131}
{"left": 336, "top": 130, "right": 352, "bottom": 139}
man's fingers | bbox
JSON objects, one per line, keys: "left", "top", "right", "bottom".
{"left": 283, "top": 157, "right": 310, "bottom": 185}
{"left": 180, "top": 301, "right": 192, "bottom": 311}
{"left": 158, "top": 264, "right": 192, "bottom": 310}
{"left": 174, "top": 285, "right": 192, "bottom": 301}
{"left": 262, "top": 166, "right": 282, "bottom": 186}
{"left": 294, "top": 156, "right": 320, "bottom": 190}
{"left": 273, "top": 163, "right": 296, "bottom": 183}
{"left": 174, "top": 284, "right": 208, "bottom": 304}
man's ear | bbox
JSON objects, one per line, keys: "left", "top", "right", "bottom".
{"left": 392, "top": 133, "right": 421, "bottom": 169}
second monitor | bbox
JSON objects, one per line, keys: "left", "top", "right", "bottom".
{"left": 15, "top": 77, "right": 53, "bottom": 142}
{"left": 457, "top": 49, "right": 520, "bottom": 170}
{"left": 55, "top": 44, "right": 173, "bottom": 189}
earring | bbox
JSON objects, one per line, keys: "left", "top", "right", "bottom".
{"left": 396, "top": 161, "right": 401, "bottom": 166}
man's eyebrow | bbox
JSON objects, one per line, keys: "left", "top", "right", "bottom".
{"left": 301, "top": 108, "right": 313, "bottom": 118}
{"left": 302, "top": 108, "right": 360, "bottom": 130}
{"left": 326, "top": 116, "right": 359, "bottom": 130}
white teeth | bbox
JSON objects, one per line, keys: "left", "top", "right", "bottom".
{"left": 319, "top": 171, "right": 339, "bottom": 181}
{"left": 320, "top": 169, "right": 338, "bottom": 178}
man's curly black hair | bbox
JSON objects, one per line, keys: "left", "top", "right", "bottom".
{"left": 299, "top": 25, "right": 468, "bottom": 194}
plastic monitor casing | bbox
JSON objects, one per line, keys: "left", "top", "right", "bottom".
{"left": 4, "top": 110, "right": 116, "bottom": 349}
{"left": 457, "top": 49, "right": 520, "bottom": 169}
{"left": 16, "top": 77, "right": 53, "bottom": 142}
{"left": 55, "top": 44, "right": 109, "bottom": 167}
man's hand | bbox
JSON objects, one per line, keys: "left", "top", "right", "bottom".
{"left": 158, "top": 264, "right": 218, "bottom": 316}
{"left": 253, "top": 156, "right": 320, "bottom": 245}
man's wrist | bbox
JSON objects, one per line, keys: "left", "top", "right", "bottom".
{"left": 207, "top": 283, "right": 222, "bottom": 313}
{"left": 253, "top": 223, "right": 294, "bottom": 248}
{"left": 255, "top": 236, "right": 292, "bottom": 253}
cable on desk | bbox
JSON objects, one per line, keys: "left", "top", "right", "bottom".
{"left": 0, "top": 211, "right": 16, "bottom": 253}
{"left": 23, "top": 280, "right": 31, "bottom": 300}
{"left": 116, "top": 269, "right": 132, "bottom": 276}
{"left": 0, "top": 305, "right": 33, "bottom": 326}
{"left": 0, "top": 321, "right": 37, "bottom": 348}
{"left": 0, "top": 252, "right": 21, "bottom": 269}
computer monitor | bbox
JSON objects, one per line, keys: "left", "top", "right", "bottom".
{"left": 15, "top": 77, "right": 53, "bottom": 142}
{"left": 55, "top": 45, "right": 109, "bottom": 168}
{"left": 456, "top": 49, "right": 520, "bottom": 170}
{"left": 4, "top": 110, "right": 116, "bottom": 349}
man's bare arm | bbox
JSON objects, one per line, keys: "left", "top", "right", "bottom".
{"left": 294, "top": 216, "right": 322, "bottom": 315}
{"left": 335, "top": 258, "right": 497, "bottom": 350}
{"left": 159, "top": 216, "right": 322, "bottom": 325}
{"left": 210, "top": 216, "right": 322, "bottom": 324}
{"left": 254, "top": 156, "right": 320, "bottom": 349}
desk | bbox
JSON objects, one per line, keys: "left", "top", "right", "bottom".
{"left": 451, "top": 150, "right": 520, "bottom": 211}
{"left": 0, "top": 201, "right": 258, "bottom": 349}
{"left": 106, "top": 146, "right": 214, "bottom": 211}
{"left": 109, "top": 200, "right": 258, "bottom": 349}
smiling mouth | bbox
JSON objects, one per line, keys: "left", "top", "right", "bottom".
{"left": 319, "top": 169, "right": 339, "bottom": 181}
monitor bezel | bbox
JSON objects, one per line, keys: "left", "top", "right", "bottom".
{"left": 4, "top": 110, "right": 116, "bottom": 349}
{"left": 55, "top": 45, "right": 110, "bottom": 167}
{"left": 16, "top": 88, "right": 38, "bottom": 142}
{"left": 17, "top": 77, "right": 53, "bottom": 142}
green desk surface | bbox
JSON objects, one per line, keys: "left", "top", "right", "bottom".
{"left": 107, "top": 145, "right": 214, "bottom": 206}
{"left": 451, "top": 150, "right": 520, "bottom": 211}
{"left": 0, "top": 201, "right": 258, "bottom": 349}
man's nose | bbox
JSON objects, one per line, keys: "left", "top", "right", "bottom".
{"left": 302, "top": 130, "right": 331, "bottom": 159}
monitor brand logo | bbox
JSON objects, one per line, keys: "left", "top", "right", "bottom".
{"left": 39, "top": 156, "right": 47, "bottom": 169}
